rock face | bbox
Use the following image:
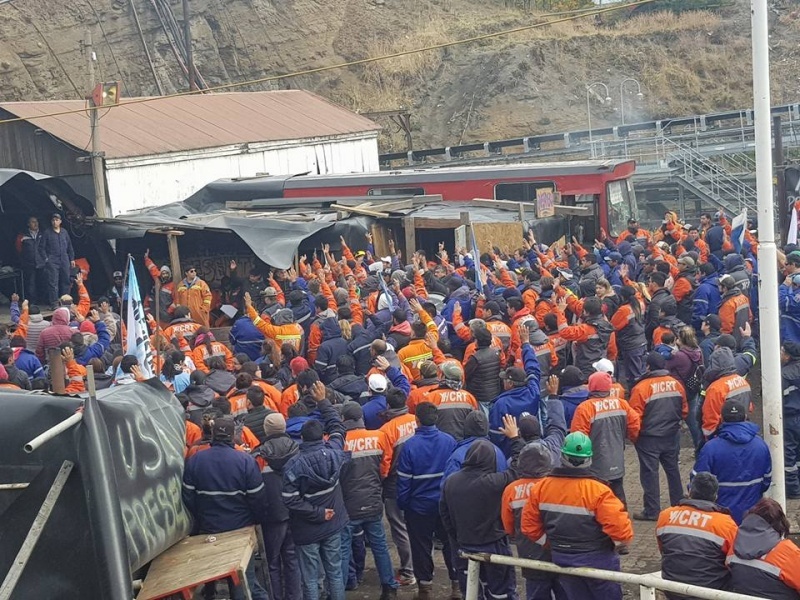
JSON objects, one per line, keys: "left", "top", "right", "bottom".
{"left": 0, "top": 0, "right": 796, "bottom": 153}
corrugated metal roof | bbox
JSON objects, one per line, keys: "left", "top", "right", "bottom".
{"left": 0, "top": 91, "right": 381, "bottom": 160}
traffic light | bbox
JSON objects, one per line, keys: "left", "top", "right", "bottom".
{"left": 91, "top": 82, "right": 121, "bottom": 107}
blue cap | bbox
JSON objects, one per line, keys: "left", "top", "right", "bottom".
{"left": 604, "top": 252, "right": 623, "bottom": 263}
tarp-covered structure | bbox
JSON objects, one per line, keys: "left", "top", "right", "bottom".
{"left": 0, "top": 380, "right": 189, "bottom": 598}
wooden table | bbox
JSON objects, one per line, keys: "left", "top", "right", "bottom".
{"left": 137, "top": 526, "right": 257, "bottom": 600}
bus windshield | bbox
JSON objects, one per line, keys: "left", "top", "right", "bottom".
{"left": 606, "top": 179, "right": 637, "bottom": 238}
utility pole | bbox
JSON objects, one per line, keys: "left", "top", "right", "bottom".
{"left": 182, "top": 0, "right": 197, "bottom": 91}
{"left": 752, "top": 0, "right": 785, "bottom": 508}
{"left": 84, "top": 31, "right": 108, "bottom": 219}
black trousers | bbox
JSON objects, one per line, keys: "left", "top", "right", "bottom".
{"left": 454, "top": 539, "right": 519, "bottom": 600}
{"left": 636, "top": 434, "right": 684, "bottom": 517}
{"left": 404, "top": 510, "right": 457, "bottom": 585}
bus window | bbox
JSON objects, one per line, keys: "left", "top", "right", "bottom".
{"left": 495, "top": 181, "right": 556, "bottom": 203}
{"left": 367, "top": 187, "right": 425, "bottom": 196}
{"left": 573, "top": 194, "right": 598, "bottom": 244}
{"left": 606, "top": 179, "right": 635, "bottom": 238}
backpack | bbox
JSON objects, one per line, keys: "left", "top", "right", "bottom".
{"left": 683, "top": 351, "right": 705, "bottom": 395}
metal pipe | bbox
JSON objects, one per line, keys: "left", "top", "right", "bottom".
{"left": 460, "top": 553, "right": 765, "bottom": 600}
{"left": 619, "top": 77, "right": 643, "bottom": 125}
{"left": 24, "top": 411, "right": 83, "bottom": 454}
{"left": 586, "top": 82, "right": 610, "bottom": 159}
{"left": 464, "top": 557, "right": 480, "bottom": 600}
{"left": 752, "top": 0, "right": 786, "bottom": 508}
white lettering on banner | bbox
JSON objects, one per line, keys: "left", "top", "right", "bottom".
{"left": 345, "top": 436, "right": 377, "bottom": 452}
{"left": 726, "top": 376, "right": 747, "bottom": 391}
{"left": 650, "top": 380, "right": 678, "bottom": 394}
{"left": 667, "top": 509, "right": 712, "bottom": 528}
{"left": 592, "top": 398, "right": 621, "bottom": 412}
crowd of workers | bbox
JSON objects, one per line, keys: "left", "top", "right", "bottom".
{"left": 4, "top": 210, "right": 800, "bottom": 600}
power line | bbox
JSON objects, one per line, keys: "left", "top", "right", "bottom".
{"left": 0, "top": 0, "right": 655, "bottom": 127}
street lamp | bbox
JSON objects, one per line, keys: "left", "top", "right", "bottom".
{"left": 619, "top": 77, "right": 644, "bottom": 125}
{"left": 586, "top": 82, "right": 611, "bottom": 158}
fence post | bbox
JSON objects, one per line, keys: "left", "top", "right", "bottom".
{"left": 465, "top": 557, "right": 480, "bottom": 600}
{"left": 639, "top": 583, "right": 657, "bottom": 600}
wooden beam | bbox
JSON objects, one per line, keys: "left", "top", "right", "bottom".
{"left": 413, "top": 218, "right": 462, "bottom": 229}
{"left": 331, "top": 204, "right": 389, "bottom": 218}
{"left": 403, "top": 216, "right": 416, "bottom": 261}
{"left": 167, "top": 234, "right": 182, "bottom": 285}
{"left": 554, "top": 205, "right": 591, "bottom": 216}
{"left": 460, "top": 211, "right": 471, "bottom": 252}
{"left": 470, "top": 198, "right": 536, "bottom": 212}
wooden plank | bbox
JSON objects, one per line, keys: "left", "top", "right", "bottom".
{"left": 413, "top": 218, "right": 462, "bottom": 229}
{"left": 167, "top": 233, "right": 182, "bottom": 286}
{"left": 470, "top": 198, "right": 535, "bottom": 212}
{"left": 473, "top": 222, "right": 525, "bottom": 254}
{"left": 331, "top": 204, "right": 389, "bottom": 218}
{"left": 460, "top": 212, "right": 471, "bottom": 252}
{"left": 554, "top": 205, "right": 591, "bottom": 216}
{"left": 137, "top": 527, "right": 256, "bottom": 600}
{"left": 370, "top": 223, "right": 392, "bottom": 258}
{"left": 403, "top": 216, "right": 416, "bottom": 260}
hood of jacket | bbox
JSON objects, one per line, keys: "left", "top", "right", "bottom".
{"left": 560, "top": 385, "right": 590, "bottom": 405}
{"left": 699, "top": 273, "right": 719, "bottom": 287}
{"left": 184, "top": 384, "right": 215, "bottom": 408}
{"left": 389, "top": 321, "right": 412, "bottom": 337}
{"left": 257, "top": 434, "right": 299, "bottom": 472}
{"left": 463, "top": 410, "right": 490, "bottom": 438}
{"left": 318, "top": 316, "right": 342, "bottom": 340}
{"left": 205, "top": 370, "right": 236, "bottom": 394}
{"left": 274, "top": 308, "right": 294, "bottom": 325}
{"left": 286, "top": 416, "right": 310, "bottom": 438}
{"left": 462, "top": 439, "right": 498, "bottom": 473}
{"left": 708, "top": 346, "right": 737, "bottom": 376}
{"left": 580, "top": 263, "right": 603, "bottom": 277}
{"left": 29, "top": 313, "right": 44, "bottom": 324}
{"left": 733, "top": 513, "right": 782, "bottom": 560}
{"left": 52, "top": 307, "right": 71, "bottom": 326}
{"left": 678, "top": 346, "right": 703, "bottom": 363}
{"left": 724, "top": 254, "right": 746, "bottom": 272}
{"left": 449, "top": 285, "right": 471, "bottom": 302}
{"left": 718, "top": 421, "right": 759, "bottom": 444}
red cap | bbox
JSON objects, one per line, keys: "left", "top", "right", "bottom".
{"left": 402, "top": 287, "right": 415, "bottom": 300}
{"left": 290, "top": 357, "right": 310, "bottom": 376}
{"left": 587, "top": 371, "right": 613, "bottom": 393}
{"left": 79, "top": 320, "right": 96, "bottom": 334}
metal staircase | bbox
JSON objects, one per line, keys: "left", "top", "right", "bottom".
{"left": 664, "top": 140, "right": 757, "bottom": 215}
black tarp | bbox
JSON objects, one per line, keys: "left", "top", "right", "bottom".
{"left": 0, "top": 380, "right": 190, "bottom": 598}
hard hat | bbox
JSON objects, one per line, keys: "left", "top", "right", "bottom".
{"left": 562, "top": 432, "right": 593, "bottom": 458}
{"left": 440, "top": 362, "right": 463, "bottom": 382}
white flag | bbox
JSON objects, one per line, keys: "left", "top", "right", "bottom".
{"left": 125, "top": 256, "right": 155, "bottom": 378}
{"left": 789, "top": 204, "right": 799, "bottom": 245}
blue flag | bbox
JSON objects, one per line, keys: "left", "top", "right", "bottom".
{"left": 378, "top": 273, "right": 395, "bottom": 312}
{"left": 731, "top": 209, "right": 747, "bottom": 254}
{"left": 471, "top": 232, "right": 484, "bottom": 295}
{"left": 125, "top": 256, "right": 155, "bottom": 378}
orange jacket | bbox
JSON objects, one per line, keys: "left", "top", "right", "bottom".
{"left": 344, "top": 427, "right": 392, "bottom": 482}
{"left": 279, "top": 384, "right": 299, "bottom": 417}
{"left": 672, "top": 275, "right": 693, "bottom": 304}
{"left": 521, "top": 474, "right": 634, "bottom": 552}
{"left": 163, "top": 320, "right": 201, "bottom": 342}
{"left": 65, "top": 359, "right": 86, "bottom": 393}
{"left": 247, "top": 304, "right": 303, "bottom": 352}
{"left": 192, "top": 341, "right": 234, "bottom": 373}
{"left": 522, "top": 288, "right": 539, "bottom": 312}
{"left": 397, "top": 339, "right": 434, "bottom": 382}
{"left": 501, "top": 477, "right": 543, "bottom": 537}
{"left": 702, "top": 374, "right": 751, "bottom": 437}
{"left": 555, "top": 310, "right": 619, "bottom": 362}
{"left": 486, "top": 319, "right": 512, "bottom": 354}
{"left": 407, "top": 382, "right": 438, "bottom": 413}
{"left": 508, "top": 310, "right": 537, "bottom": 366}
{"left": 571, "top": 395, "right": 640, "bottom": 443}
{"left": 656, "top": 501, "right": 737, "bottom": 558}
{"left": 74, "top": 281, "right": 91, "bottom": 318}
{"left": 719, "top": 293, "right": 751, "bottom": 336}
{"left": 379, "top": 413, "right": 418, "bottom": 479}
{"left": 610, "top": 382, "right": 627, "bottom": 402}
{"left": 629, "top": 373, "right": 688, "bottom": 434}
{"left": 185, "top": 420, "right": 203, "bottom": 455}
{"left": 533, "top": 297, "right": 555, "bottom": 329}
{"left": 727, "top": 538, "right": 800, "bottom": 594}
{"left": 175, "top": 277, "right": 212, "bottom": 327}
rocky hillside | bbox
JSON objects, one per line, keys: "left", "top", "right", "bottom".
{"left": 1, "top": 0, "right": 798, "bottom": 153}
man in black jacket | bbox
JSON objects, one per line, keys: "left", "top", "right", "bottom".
{"left": 328, "top": 354, "right": 369, "bottom": 403}
{"left": 282, "top": 381, "right": 350, "bottom": 600}
{"left": 17, "top": 216, "right": 47, "bottom": 304}
{"left": 440, "top": 415, "right": 524, "bottom": 599}
{"left": 242, "top": 386, "right": 275, "bottom": 444}
{"left": 255, "top": 412, "right": 302, "bottom": 600}
{"left": 340, "top": 402, "right": 399, "bottom": 599}
{"left": 645, "top": 271, "right": 672, "bottom": 342}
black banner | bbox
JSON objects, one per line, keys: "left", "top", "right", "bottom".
{"left": 0, "top": 380, "right": 191, "bottom": 598}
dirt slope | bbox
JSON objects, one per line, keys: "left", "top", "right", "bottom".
{"left": 0, "top": 0, "right": 798, "bottom": 153}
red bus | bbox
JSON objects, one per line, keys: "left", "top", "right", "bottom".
{"left": 281, "top": 160, "right": 638, "bottom": 239}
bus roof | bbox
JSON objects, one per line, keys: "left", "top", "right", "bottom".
{"left": 285, "top": 160, "right": 635, "bottom": 188}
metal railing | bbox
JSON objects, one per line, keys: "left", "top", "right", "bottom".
{"left": 461, "top": 552, "right": 766, "bottom": 600}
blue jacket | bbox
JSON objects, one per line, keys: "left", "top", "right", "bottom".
{"left": 281, "top": 400, "right": 350, "bottom": 545}
{"left": 442, "top": 436, "right": 506, "bottom": 483}
{"left": 693, "top": 274, "right": 722, "bottom": 330}
{"left": 42, "top": 227, "right": 74, "bottom": 262}
{"left": 362, "top": 366, "right": 411, "bottom": 430}
{"left": 286, "top": 416, "right": 311, "bottom": 443}
{"left": 779, "top": 284, "right": 800, "bottom": 344}
{"left": 396, "top": 425, "right": 456, "bottom": 515}
{"left": 781, "top": 359, "right": 800, "bottom": 418}
{"left": 489, "top": 342, "right": 541, "bottom": 456}
{"left": 229, "top": 316, "right": 265, "bottom": 361}
{"left": 315, "top": 318, "right": 349, "bottom": 384}
{"left": 557, "top": 385, "right": 590, "bottom": 428}
{"left": 13, "top": 347, "right": 44, "bottom": 380}
{"left": 74, "top": 321, "right": 111, "bottom": 366}
{"left": 182, "top": 443, "right": 266, "bottom": 534}
{"left": 691, "top": 421, "right": 771, "bottom": 524}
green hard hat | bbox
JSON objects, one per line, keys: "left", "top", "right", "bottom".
{"left": 562, "top": 432, "right": 593, "bottom": 458}
{"left": 440, "top": 362, "right": 463, "bottom": 382}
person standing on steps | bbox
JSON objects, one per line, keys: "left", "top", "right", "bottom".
{"left": 16, "top": 216, "right": 47, "bottom": 304}
{"left": 42, "top": 213, "right": 74, "bottom": 309}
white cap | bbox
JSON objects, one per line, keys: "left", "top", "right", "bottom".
{"left": 368, "top": 262, "right": 384, "bottom": 274}
{"left": 220, "top": 304, "right": 237, "bottom": 319}
{"left": 380, "top": 256, "right": 392, "bottom": 263}
{"left": 368, "top": 373, "right": 388, "bottom": 393}
{"left": 592, "top": 358, "right": 614, "bottom": 376}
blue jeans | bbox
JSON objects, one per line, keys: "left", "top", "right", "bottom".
{"left": 340, "top": 518, "right": 399, "bottom": 589}
{"left": 686, "top": 392, "right": 703, "bottom": 449}
{"left": 296, "top": 532, "right": 345, "bottom": 600}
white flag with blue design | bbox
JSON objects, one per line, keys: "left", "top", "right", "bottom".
{"left": 125, "top": 256, "right": 155, "bottom": 378}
